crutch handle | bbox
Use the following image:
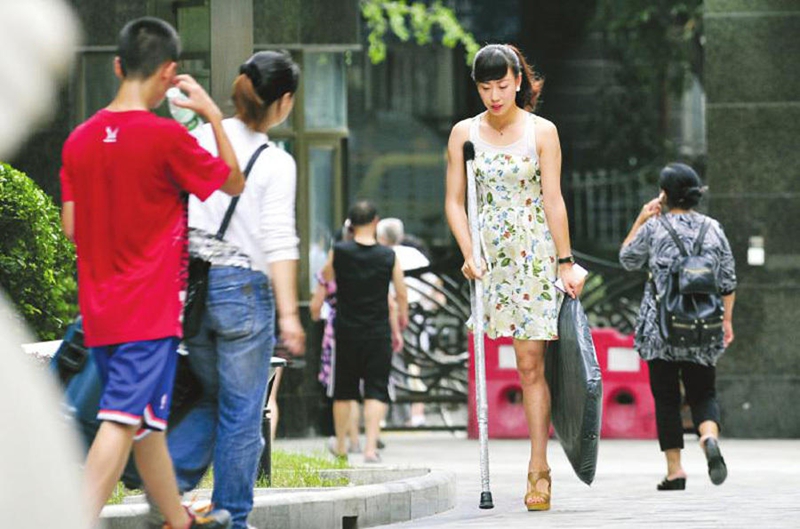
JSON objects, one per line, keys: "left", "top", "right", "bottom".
{"left": 463, "top": 141, "right": 475, "bottom": 162}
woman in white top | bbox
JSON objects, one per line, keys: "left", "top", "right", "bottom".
{"left": 167, "top": 51, "right": 304, "bottom": 529}
{"left": 445, "top": 44, "right": 585, "bottom": 511}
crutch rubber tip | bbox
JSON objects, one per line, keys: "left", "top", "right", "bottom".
{"left": 479, "top": 491, "right": 494, "bottom": 509}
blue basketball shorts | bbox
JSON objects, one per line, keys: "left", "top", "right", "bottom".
{"left": 91, "top": 337, "right": 179, "bottom": 441}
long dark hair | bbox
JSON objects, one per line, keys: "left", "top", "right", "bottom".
{"left": 471, "top": 44, "right": 543, "bottom": 112}
{"left": 659, "top": 163, "right": 706, "bottom": 210}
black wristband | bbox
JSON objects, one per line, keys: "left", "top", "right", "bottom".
{"left": 558, "top": 255, "right": 575, "bottom": 265}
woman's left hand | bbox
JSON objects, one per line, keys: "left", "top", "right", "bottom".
{"left": 559, "top": 264, "right": 586, "bottom": 299}
{"left": 723, "top": 320, "right": 734, "bottom": 347}
{"left": 279, "top": 315, "right": 306, "bottom": 355}
{"left": 392, "top": 329, "right": 404, "bottom": 353}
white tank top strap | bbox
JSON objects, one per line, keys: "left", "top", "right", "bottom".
{"left": 469, "top": 113, "right": 482, "bottom": 146}
{"left": 527, "top": 113, "right": 538, "bottom": 160}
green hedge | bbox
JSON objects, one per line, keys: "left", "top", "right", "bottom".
{"left": 0, "top": 163, "right": 77, "bottom": 340}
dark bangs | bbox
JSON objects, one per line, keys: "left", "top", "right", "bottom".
{"left": 472, "top": 45, "right": 516, "bottom": 83}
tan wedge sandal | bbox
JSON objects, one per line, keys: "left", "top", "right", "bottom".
{"left": 524, "top": 469, "right": 551, "bottom": 511}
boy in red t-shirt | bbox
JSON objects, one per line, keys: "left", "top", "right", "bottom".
{"left": 60, "top": 17, "right": 244, "bottom": 528}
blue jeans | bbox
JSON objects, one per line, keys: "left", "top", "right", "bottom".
{"left": 168, "top": 266, "right": 275, "bottom": 529}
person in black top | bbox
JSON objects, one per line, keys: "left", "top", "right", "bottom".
{"left": 317, "top": 201, "right": 408, "bottom": 463}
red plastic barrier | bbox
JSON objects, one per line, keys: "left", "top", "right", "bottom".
{"left": 467, "top": 328, "right": 657, "bottom": 440}
{"left": 592, "top": 328, "right": 657, "bottom": 439}
{"left": 467, "top": 334, "right": 527, "bottom": 439}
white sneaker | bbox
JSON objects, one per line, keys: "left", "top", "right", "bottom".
{"left": 408, "top": 415, "right": 426, "bottom": 427}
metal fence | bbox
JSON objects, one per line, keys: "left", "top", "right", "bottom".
{"left": 569, "top": 169, "right": 654, "bottom": 247}
{"left": 389, "top": 267, "right": 471, "bottom": 429}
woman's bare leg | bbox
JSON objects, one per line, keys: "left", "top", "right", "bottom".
{"left": 348, "top": 401, "right": 360, "bottom": 451}
{"left": 664, "top": 448, "right": 686, "bottom": 479}
{"left": 333, "top": 400, "right": 353, "bottom": 456}
{"left": 363, "top": 399, "right": 387, "bottom": 459}
{"left": 697, "top": 420, "right": 719, "bottom": 443}
{"left": 267, "top": 366, "right": 283, "bottom": 441}
{"left": 514, "top": 339, "right": 550, "bottom": 505}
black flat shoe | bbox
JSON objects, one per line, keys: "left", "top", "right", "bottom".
{"left": 703, "top": 437, "right": 728, "bottom": 485}
{"left": 657, "top": 476, "right": 686, "bottom": 490}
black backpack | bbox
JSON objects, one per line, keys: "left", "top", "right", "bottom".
{"left": 654, "top": 216, "right": 724, "bottom": 347}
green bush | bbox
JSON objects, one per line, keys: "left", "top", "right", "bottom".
{"left": 0, "top": 162, "right": 77, "bottom": 340}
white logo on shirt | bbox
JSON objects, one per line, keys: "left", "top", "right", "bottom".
{"left": 103, "top": 127, "right": 119, "bottom": 143}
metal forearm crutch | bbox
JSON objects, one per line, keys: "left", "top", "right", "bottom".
{"left": 463, "top": 141, "right": 494, "bottom": 509}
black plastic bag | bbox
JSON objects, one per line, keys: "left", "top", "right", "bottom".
{"left": 50, "top": 319, "right": 202, "bottom": 489}
{"left": 183, "top": 256, "right": 211, "bottom": 339}
{"left": 545, "top": 297, "right": 603, "bottom": 485}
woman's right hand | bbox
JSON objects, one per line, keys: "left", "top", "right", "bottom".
{"left": 622, "top": 195, "right": 663, "bottom": 248}
{"left": 638, "top": 196, "right": 662, "bottom": 223}
{"left": 461, "top": 257, "right": 486, "bottom": 280}
{"left": 279, "top": 314, "right": 306, "bottom": 355}
{"left": 559, "top": 263, "right": 586, "bottom": 299}
{"left": 391, "top": 329, "right": 404, "bottom": 353}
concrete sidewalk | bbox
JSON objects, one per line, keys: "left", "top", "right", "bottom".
{"left": 280, "top": 433, "right": 800, "bottom": 528}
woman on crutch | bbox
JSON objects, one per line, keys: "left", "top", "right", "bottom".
{"left": 445, "top": 43, "right": 585, "bottom": 511}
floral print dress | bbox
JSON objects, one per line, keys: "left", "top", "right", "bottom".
{"left": 469, "top": 112, "right": 560, "bottom": 340}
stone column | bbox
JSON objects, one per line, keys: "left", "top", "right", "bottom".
{"left": 210, "top": 0, "right": 253, "bottom": 115}
{"left": 705, "top": 0, "right": 800, "bottom": 437}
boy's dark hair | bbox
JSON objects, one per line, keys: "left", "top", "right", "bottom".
{"left": 117, "top": 17, "right": 180, "bottom": 79}
{"left": 347, "top": 200, "right": 378, "bottom": 227}
{"left": 659, "top": 162, "right": 705, "bottom": 210}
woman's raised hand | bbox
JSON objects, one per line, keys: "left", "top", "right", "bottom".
{"left": 638, "top": 196, "right": 663, "bottom": 223}
{"left": 172, "top": 73, "right": 223, "bottom": 122}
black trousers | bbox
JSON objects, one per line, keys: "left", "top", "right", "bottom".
{"left": 647, "top": 359, "right": 721, "bottom": 451}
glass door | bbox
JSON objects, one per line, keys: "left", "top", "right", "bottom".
{"left": 306, "top": 142, "right": 342, "bottom": 292}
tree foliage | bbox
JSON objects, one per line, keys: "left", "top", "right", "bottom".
{"left": 360, "top": 0, "right": 479, "bottom": 65}
{"left": 588, "top": 0, "right": 703, "bottom": 170}
{"left": 0, "top": 163, "right": 77, "bottom": 339}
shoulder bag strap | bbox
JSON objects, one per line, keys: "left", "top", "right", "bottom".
{"left": 657, "top": 215, "right": 689, "bottom": 258}
{"left": 692, "top": 219, "right": 711, "bottom": 256}
{"left": 214, "top": 143, "right": 269, "bottom": 240}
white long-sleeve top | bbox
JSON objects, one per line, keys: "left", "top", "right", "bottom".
{"left": 188, "top": 118, "right": 300, "bottom": 277}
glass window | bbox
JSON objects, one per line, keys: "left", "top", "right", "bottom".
{"left": 177, "top": 4, "right": 210, "bottom": 54}
{"left": 308, "top": 145, "right": 336, "bottom": 291}
{"left": 304, "top": 52, "right": 346, "bottom": 129}
{"left": 80, "top": 53, "right": 118, "bottom": 120}
{"left": 176, "top": 3, "right": 211, "bottom": 93}
{"left": 273, "top": 139, "right": 295, "bottom": 156}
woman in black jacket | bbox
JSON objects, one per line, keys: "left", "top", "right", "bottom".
{"left": 620, "top": 163, "right": 737, "bottom": 490}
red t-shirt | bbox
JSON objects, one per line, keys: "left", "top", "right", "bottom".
{"left": 60, "top": 110, "right": 230, "bottom": 347}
